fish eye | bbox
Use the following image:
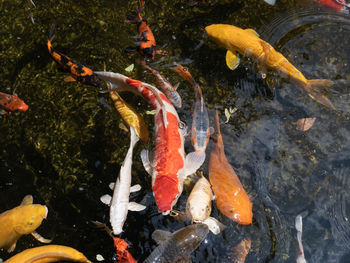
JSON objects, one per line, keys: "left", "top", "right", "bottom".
{"left": 178, "top": 121, "right": 186, "bottom": 129}
{"left": 28, "top": 220, "right": 34, "bottom": 225}
{"left": 183, "top": 67, "right": 189, "bottom": 72}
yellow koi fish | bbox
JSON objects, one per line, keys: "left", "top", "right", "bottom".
{"left": 205, "top": 24, "right": 335, "bottom": 110}
{"left": 108, "top": 82, "right": 149, "bottom": 142}
{"left": 4, "top": 245, "right": 91, "bottom": 263}
{"left": 0, "top": 195, "right": 48, "bottom": 252}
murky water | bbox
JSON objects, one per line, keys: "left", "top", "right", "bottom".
{"left": 1, "top": 0, "right": 350, "bottom": 262}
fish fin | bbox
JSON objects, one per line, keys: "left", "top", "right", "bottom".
{"left": 7, "top": 242, "right": 16, "bottom": 253}
{"left": 1, "top": 109, "right": 8, "bottom": 115}
{"left": 31, "top": 231, "right": 52, "bottom": 243}
{"left": 64, "top": 75, "right": 77, "bottom": 82}
{"left": 173, "top": 82, "right": 180, "bottom": 90}
{"left": 264, "top": 0, "right": 276, "bottom": 5}
{"left": 151, "top": 229, "right": 172, "bottom": 245}
{"left": 183, "top": 151, "right": 206, "bottom": 177}
{"left": 245, "top": 28, "right": 260, "bottom": 37}
{"left": 209, "top": 127, "right": 215, "bottom": 135}
{"left": 304, "top": 79, "right": 335, "bottom": 110}
{"left": 125, "top": 46, "right": 138, "bottom": 53}
{"left": 109, "top": 182, "right": 115, "bottom": 190}
{"left": 130, "top": 184, "right": 142, "bottom": 192}
{"left": 155, "top": 49, "right": 168, "bottom": 55}
{"left": 20, "top": 195, "right": 33, "bottom": 205}
{"left": 129, "top": 126, "right": 140, "bottom": 146}
{"left": 203, "top": 217, "right": 227, "bottom": 235}
{"left": 226, "top": 50, "right": 240, "bottom": 70}
{"left": 141, "top": 149, "right": 153, "bottom": 176}
{"left": 48, "top": 24, "right": 56, "bottom": 42}
{"left": 128, "top": 202, "right": 146, "bottom": 211}
{"left": 100, "top": 194, "right": 112, "bottom": 206}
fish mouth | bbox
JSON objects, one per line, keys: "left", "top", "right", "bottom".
{"left": 162, "top": 210, "right": 170, "bottom": 216}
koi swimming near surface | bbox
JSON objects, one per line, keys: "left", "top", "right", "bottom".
{"left": 95, "top": 71, "right": 204, "bottom": 214}
{"left": 125, "top": 0, "right": 167, "bottom": 59}
{"left": 47, "top": 24, "right": 101, "bottom": 87}
{"left": 205, "top": 24, "right": 335, "bottom": 110}
{"left": 0, "top": 91, "right": 28, "bottom": 114}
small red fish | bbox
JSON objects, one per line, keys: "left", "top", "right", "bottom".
{"left": 47, "top": 24, "right": 101, "bottom": 87}
{"left": 0, "top": 91, "right": 28, "bottom": 114}
{"left": 125, "top": 0, "right": 167, "bottom": 59}
{"left": 317, "top": 0, "right": 350, "bottom": 13}
{"left": 113, "top": 237, "right": 137, "bottom": 263}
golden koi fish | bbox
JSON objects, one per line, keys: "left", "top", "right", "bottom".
{"left": 4, "top": 245, "right": 91, "bottom": 263}
{"left": 205, "top": 24, "right": 335, "bottom": 110}
{"left": 0, "top": 195, "right": 48, "bottom": 252}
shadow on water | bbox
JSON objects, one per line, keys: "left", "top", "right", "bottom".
{"left": 1, "top": 0, "right": 350, "bottom": 262}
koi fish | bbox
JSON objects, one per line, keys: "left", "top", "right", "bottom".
{"left": 0, "top": 195, "right": 48, "bottom": 252}
{"left": 47, "top": 24, "right": 101, "bottom": 87}
{"left": 100, "top": 126, "right": 146, "bottom": 235}
{"left": 94, "top": 71, "right": 203, "bottom": 214}
{"left": 205, "top": 24, "right": 335, "bottom": 110}
{"left": 141, "top": 61, "right": 182, "bottom": 108}
{"left": 172, "top": 64, "right": 212, "bottom": 167}
{"left": 144, "top": 223, "right": 209, "bottom": 263}
{"left": 227, "top": 238, "right": 251, "bottom": 263}
{"left": 295, "top": 214, "right": 307, "bottom": 263}
{"left": 317, "top": 0, "right": 350, "bottom": 13}
{"left": 108, "top": 82, "right": 149, "bottom": 142}
{"left": 209, "top": 111, "right": 253, "bottom": 225}
{"left": 125, "top": 0, "right": 166, "bottom": 59}
{"left": 0, "top": 91, "right": 28, "bottom": 114}
{"left": 4, "top": 245, "right": 91, "bottom": 263}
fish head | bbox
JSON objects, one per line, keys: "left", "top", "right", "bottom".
{"left": 205, "top": 24, "right": 233, "bottom": 49}
{"left": 186, "top": 200, "right": 211, "bottom": 223}
{"left": 171, "top": 64, "right": 194, "bottom": 85}
{"left": 153, "top": 176, "right": 180, "bottom": 214}
{"left": 221, "top": 195, "right": 253, "bottom": 225}
{"left": 7, "top": 94, "right": 29, "bottom": 112}
{"left": 14, "top": 205, "right": 48, "bottom": 234}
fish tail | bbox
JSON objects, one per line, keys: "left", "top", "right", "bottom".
{"left": 304, "top": 79, "right": 336, "bottom": 110}
{"left": 48, "top": 24, "right": 56, "bottom": 42}
{"left": 125, "top": 0, "right": 144, "bottom": 23}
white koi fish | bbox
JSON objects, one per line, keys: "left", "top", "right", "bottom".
{"left": 100, "top": 126, "right": 146, "bottom": 235}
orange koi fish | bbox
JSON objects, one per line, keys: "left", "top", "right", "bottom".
{"left": 47, "top": 25, "right": 101, "bottom": 87}
{"left": 125, "top": 0, "right": 166, "bottom": 59}
{"left": 0, "top": 195, "right": 48, "bottom": 252}
{"left": 228, "top": 238, "right": 251, "bottom": 263}
{"left": 95, "top": 71, "right": 203, "bottom": 214}
{"left": 4, "top": 245, "right": 91, "bottom": 263}
{"left": 209, "top": 111, "right": 252, "bottom": 225}
{"left": 0, "top": 91, "right": 28, "bottom": 114}
{"left": 205, "top": 24, "right": 335, "bottom": 110}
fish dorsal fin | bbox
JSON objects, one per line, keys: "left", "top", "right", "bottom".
{"left": 151, "top": 229, "right": 172, "bottom": 245}
{"left": 225, "top": 50, "right": 240, "bottom": 71}
{"left": 245, "top": 28, "right": 259, "bottom": 37}
{"left": 20, "top": 195, "right": 33, "bottom": 205}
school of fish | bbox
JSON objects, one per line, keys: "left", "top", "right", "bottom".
{"left": 1, "top": 0, "right": 347, "bottom": 262}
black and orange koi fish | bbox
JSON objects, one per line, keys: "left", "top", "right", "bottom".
{"left": 125, "top": 0, "right": 167, "bottom": 59}
{"left": 47, "top": 25, "right": 101, "bottom": 87}
{"left": 0, "top": 91, "right": 28, "bottom": 114}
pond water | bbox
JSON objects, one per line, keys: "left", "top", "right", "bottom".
{"left": 1, "top": 0, "right": 350, "bottom": 262}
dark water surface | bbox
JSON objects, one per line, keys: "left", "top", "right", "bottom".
{"left": 1, "top": 0, "right": 350, "bottom": 262}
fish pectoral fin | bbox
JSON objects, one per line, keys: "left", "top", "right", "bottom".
{"left": 203, "top": 217, "right": 227, "bottom": 235}
{"left": 31, "top": 231, "right": 52, "bottom": 243}
{"left": 151, "top": 229, "right": 172, "bottom": 245}
{"left": 130, "top": 184, "right": 142, "bottom": 192}
{"left": 128, "top": 202, "right": 146, "bottom": 211}
{"left": 20, "top": 195, "right": 33, "bottom": 205}
{"left": 245, "top": 28, "right": 260, "bottom": 37}
{"left": 64, "top": 75, "right": 77, "bottom": 82}
{"left": 7, "top": 242, "right": 16, "bottom": 253}
{"left": 225, "top": 50, "right": 240, "bottom": 70}
{"left": 100, "top": 194, "right": 112, "bottom": 206}
{"left": 109, "top": 182, "right": 115, "bottom": 190}
{"left": 141, "top": 149, "right": 154, "bottom": 176}
{"left": 173, "top": 82, "right": 180, "bottom": 90}
{"left": 183, "top": 151, "right": 206, "bottom": 177}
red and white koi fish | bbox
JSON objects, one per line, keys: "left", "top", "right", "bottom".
{"left": 0, "top": 91, "right": 28, "bottom": 114}
{"left": 95, "top": 71, "right": 204, "bottom": 214}
{"left": 100, "top": 126, "right": 145, "bottom": 235}
{"left": 172, "top": 64, "right": 212, "bottom": 167}
{"left": 141, "top": 61, "right": 182, "bottom": 108}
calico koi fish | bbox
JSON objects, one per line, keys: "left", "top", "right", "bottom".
{"left": 141, "top": 61, "right": 182, "bottom": 108}
{"left": 47, "top": 24, "right": 101, "bottom": 87}
{"left": 108, "top": 82, "right": 149, "bottom": 142}
{"left": 317, "top": 0, "right": 350, "bottom": 13}
{"left": 205, "top": 24, "right": 335, "bottom": 110}
{"left": 125, "top": 0, "right": 166, "bottom": 59}
{"left": 100, "top": 126, "right": 146, "bottom": 235}
{"left": 209, "top": 111, "right": 252, "bottom": 225}
{"left": 0, "top": 195, "right": 48, "bottom": 252}
{"left": 4, "top": 245, "right": 91, "bottom": 263}
{"left": 94, "top": 71, "right": 203, "bottom": 214}
{"left": 0, "top": 91, "right": 28, "bottom": 114}
{"left": 172, "top": 64, "right": 212, "bottom": 167}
